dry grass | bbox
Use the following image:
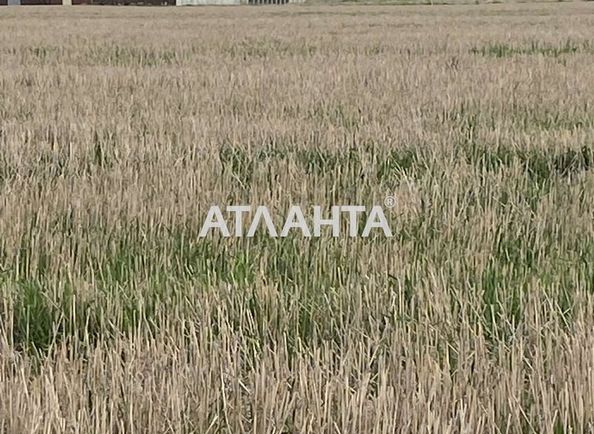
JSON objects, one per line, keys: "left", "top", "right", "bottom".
{"left": 2, "top": 2, "right": 594, "bottom": 433}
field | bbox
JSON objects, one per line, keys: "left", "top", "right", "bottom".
{"left": 2, "top": 2, "right": 594, "bottom": 433}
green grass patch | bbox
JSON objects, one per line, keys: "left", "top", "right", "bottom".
{"left": 470, "top": 40, "right": 594, "bottom": 58}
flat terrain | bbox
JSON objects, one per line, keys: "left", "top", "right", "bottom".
{"left": 1, "top": 2, "right": 594, "bottom": 433}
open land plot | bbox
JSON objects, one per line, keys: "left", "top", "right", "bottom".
{"left": 1, "top": 2, "right": 594, "bottom": 433}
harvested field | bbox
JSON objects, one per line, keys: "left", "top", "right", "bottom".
{"left": 1, "top": 2, "right": 594, "bottom": 433}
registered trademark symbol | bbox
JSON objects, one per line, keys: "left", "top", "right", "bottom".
{"left": 384, "top": 195, "right": 396, "bottom": 208}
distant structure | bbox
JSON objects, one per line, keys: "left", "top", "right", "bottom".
{"left": 177, "top": 0, "right": 294, "bottom": 4}
{"left": 0, "top": 0, "right": 302, "bottom": 4}
{"left": 2, "top": 0, "right": 62, "bottom": 3}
